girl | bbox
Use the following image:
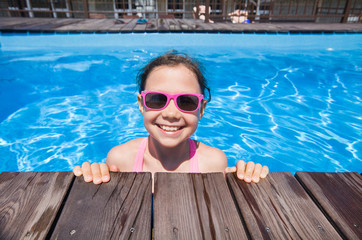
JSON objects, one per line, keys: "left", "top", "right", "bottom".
{"left": 73, "top": 52, "right": 269, "bottom": 185}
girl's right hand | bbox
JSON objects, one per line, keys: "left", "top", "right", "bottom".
{"left": 73, "top": 162, "right": 119, "bottom": 184}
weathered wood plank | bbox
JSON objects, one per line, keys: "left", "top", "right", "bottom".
{"left": 120, "top": 19, "right": 138, "bottom": 32}
{"left": 50, "top": 172, "right": 152, "bottom": 239}
{"left": 53, "top": 19, "right": 88, "bottom": 31}
{"left": 133, "top": 21, "right": 148, "bottom": 32}
{"left": 46, "top": 19, "right": 85, "bottom": 30}
{"left": 184, "top": 19, "right": 214, "bottom": 31}
{"left": 1, "top": 17, "right": 362, "bottom": 33}
{"left": 157, "top": 18, "right": 169, "bottom": 32}
{"left": 106, "top": 19, "right": 127, "bottom": 31}
{"left": 0, "top": 172, "right": 74, "bottom": 240}
{"left": 17, "top": 19, "right": 82, "bottom": 31}
{"left": 154, "top": 173, "right": 247, "bottom": 239}
{"left": 208, "top": 22, "right": 232, "bottom": 32}
{"left": 178, "top": 19, "right": 197, "bottom": 31}
{"left": 96, "top": 19, "right": 120, "bottom": 31}
{"left": 227, "top": 172, "right": 342, "bottom": 239}
{"left": 53, "top": 19, "right": 107, "bottom": 32}
{"left": 79, "top": 19, "right": 111, "bottom": 32}
{"left": 2, "top": 18, "right": 48, "bottom": 30}
{"left": 175, "top": 20, "right": 191, "bottom": 31}
{"left": 296, "top": 172, "right": 362, "bottom": 239}
{"left": 219, "top": 22, "right": 249, "bottom": 32}
{"left": 88, "top": 19, "right": 118, "bottom": 32}
{"left": 165, "top": 19, "right": 181, "bottom": 31}
{"left": 0, "top": 17, "right": 31, "bottom": 28}
{"left": 144, "top": 19, "right": 158, "bottom": 31}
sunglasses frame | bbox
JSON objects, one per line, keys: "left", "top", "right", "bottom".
{"left": 141, "top": 91, "right": 204, "bottom": 113}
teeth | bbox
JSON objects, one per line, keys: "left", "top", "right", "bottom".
{"left": 160, "top": 125, "right": 180, "bottom": 131}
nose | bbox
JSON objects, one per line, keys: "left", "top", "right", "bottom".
{"left": 161, "top": 99, "right": 181, "bottom": 120}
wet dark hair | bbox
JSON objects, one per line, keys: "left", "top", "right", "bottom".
{"left": 136, "top": 51, "right": 211, "bottom": 102}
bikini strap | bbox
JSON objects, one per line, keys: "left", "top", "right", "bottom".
{"left": 133, "top": 137, "right": 148, "bottom": 172}
{"left": 189, "top": 139, "right": 200, "bottom": 173}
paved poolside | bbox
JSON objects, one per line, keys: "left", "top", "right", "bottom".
{"left": 0, "top": 17, "right": 361, "bottom": 33}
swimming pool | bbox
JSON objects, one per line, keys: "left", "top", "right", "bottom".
{"left": 0, "top": 33, "right": 361, "bottom": 173}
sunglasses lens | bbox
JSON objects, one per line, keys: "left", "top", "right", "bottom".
{"left": 145, "top": 93, "right": 167, "bottom": 109}
{"left": 177, "top": 95, "right": 199, "bottom": 111}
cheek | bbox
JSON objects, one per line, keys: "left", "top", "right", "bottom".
{"left": 142, "top": 113, "right": 154, "bottom": 133}
{"left": 185, "top": 114, "right": 200, "bottom": 127}
{"left": 142, "top": 111, "right": 155, "bottom": 123}
{"left": 142, "top": 110, "right": 163, "bottom": 128}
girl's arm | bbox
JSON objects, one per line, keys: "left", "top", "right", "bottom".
{"left": 225, "top": 160, "right": 269, "bottom": 183}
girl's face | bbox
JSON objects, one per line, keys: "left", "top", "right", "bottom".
{"left": 138, "top": 64, "right": 206, "bottom": 148}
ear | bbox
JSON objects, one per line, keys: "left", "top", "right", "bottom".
{"left": 137, "top": 94, "right": 144, "bottom": 114}
{"left": 199, "top": 100, "right": 207, "bottom": 119}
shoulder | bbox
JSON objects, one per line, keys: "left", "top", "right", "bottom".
{"left": 195, "top": 141, "right": 228, "bottom": 173}
{"left": 106, "top": 137, "right": 146, "bottom": 171}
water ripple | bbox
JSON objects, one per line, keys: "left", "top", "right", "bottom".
{"left": 0, "top": 83, "right": 145, "bottom": 171}
{"left": 0, "top": 45, "right": 361, "bottom": 173}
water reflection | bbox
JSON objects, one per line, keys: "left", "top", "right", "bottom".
{"left": 0, "top": 47, "right": 361, "bottom": 173}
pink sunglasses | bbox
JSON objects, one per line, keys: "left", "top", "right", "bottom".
{"left": 141, "top": 91, "right": 204, "bottom": 113}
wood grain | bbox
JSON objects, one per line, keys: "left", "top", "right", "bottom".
{"left": 50, "top": 172, "right": 152, "bottom": 239}
{"left": 296, "top": 172, "right": 362, "bottom": 239}
{"left": 227, "top": 172, "right": 342, "bottom": 240}
{"left": 0, "top": 172, "right": 74, "bottom": 240}
{"left": 154, "top": 172, "right": 247, "bottom": 239}
{"left": 133, "top": 21, "right": 148, "bottom": 32}
{"left": 120, "top": 19, "right": 137, "bottom": 32}
{"left": 145, "top": 19, "right": 158, "bottom": 31}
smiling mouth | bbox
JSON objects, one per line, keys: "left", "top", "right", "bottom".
{"left": 157, "top": 124, "right": 183, "bottom": 132}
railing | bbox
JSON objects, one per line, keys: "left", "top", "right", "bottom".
{"left": 1, "top": 0, "right": 361, "bottom": 23}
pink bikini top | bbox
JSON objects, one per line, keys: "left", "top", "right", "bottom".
{"left": 133, "top": 137, "right": 200, "bottom": 173}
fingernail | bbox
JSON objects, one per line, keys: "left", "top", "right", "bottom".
{"left": 94, "top": 177, "right": 101, "bottom": 183}
{"left": 238, "top": 173, "right": 244, "bottom": 179}
{"left": 102, "top": 175, "right": 110, "bottom": 181}
{"left": 253, "top": 176, "right": 259, "bottom": 182}
{"left": 85, "top": 176, "right": 92, "bottom": 182}
{"left": 245, "top": 176, "right": 251, "bottom": 182}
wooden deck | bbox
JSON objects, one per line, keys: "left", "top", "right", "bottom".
{"left": 0, "top": 17, "right": 362, "bottom": 33}
{"left": 0, "top": 172, "right": 361, "bottom": 239}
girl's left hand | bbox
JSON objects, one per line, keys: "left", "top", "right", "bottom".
{"left": 225, "top": 160, "right": 269, "bottom": 183}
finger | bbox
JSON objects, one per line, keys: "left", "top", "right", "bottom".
{"left": 224, "top": 166, "right": 236, "bottom": 173}
{"left": 100, "top": 163, "right": 110, "bottom": 182}
{"left": 252, "top": 163, "right": 262, "bottom": 183}
{"left": 91, "top": 163, "right": 102, "bottom": 184}
{"left": 244, "top": 161, "right": 255, "bottom": 183}
{"left": 236, "top": 160, "right": 246, "bottom": 180}
{"left": 260, "top": 166, "right": 269, "bottom": 178}
{"left": 109, "top": 164, "right": 120, "bottom": 172}
{"left": 73, "top": 166, "right": 83, "bottom": 176}
{"left": 82, "top": 162, "right": 93, "bottom": 182}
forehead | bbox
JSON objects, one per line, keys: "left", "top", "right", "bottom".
{"left": 144, "top": 65, "right": 202, "bottom": 93}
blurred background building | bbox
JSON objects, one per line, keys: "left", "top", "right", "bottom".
{"left": 0, "top": 0, "right": 361, "bottom": 23}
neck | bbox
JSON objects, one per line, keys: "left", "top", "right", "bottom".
{"left": 147, "top": 136, "right": 190, "bottom": 171}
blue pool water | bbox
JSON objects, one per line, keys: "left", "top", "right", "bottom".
{"left": 0, "top": 33, "right": 361, "bottom": 173}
